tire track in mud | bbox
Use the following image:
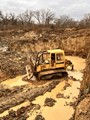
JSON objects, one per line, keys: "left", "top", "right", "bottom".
{"left": 0, "top": 80, "right": 60, "bottom": 118}
{"left": 0, "top": 85, "right": 26, "bottom": 99}
{"left": 0, "top": 76, "right": 83, "bottom": 120}
{"left": 0, "top": 103, "right": 41, "bottom": 120}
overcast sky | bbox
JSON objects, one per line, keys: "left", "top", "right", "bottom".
{"left": 0, "top": 0, "right": 90, "bottom": 20}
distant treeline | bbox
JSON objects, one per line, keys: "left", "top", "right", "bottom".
{"left": 0, "top": 9, "right": 90, "bottom": 30}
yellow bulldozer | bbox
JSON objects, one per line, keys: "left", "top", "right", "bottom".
{"left": 24, "top": 49, "right": 74, "bottom": 80}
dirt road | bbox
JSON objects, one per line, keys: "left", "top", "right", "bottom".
{"left": 0, "top": 56, "right": 86, "bottom": 120}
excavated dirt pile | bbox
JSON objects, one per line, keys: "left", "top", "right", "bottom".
{"left": 44, "top": 98, "right": 56, "bottom": 107}
{"left": 0, "top": 51, "right": 27, "bottom": 82}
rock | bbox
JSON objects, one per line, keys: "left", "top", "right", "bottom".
{"left": 56, "top": 93, "right": 64, "bottom": 98}
{"left": 62, "top": 82, "right": 71, "bottom": 91}
{"left": 34, "top": 104, "right": 41, "bottom": 110}
{"left": 44, "top": 98, "right": 56, "bottom": 107}
{"left": 35, "top": 115, "right": 45, "bottom": 120}
{"left": 8, "top": 109, "right": 16, "bottom": 117}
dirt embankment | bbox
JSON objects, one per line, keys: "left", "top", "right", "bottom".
{"left": 9, "top": 28, "right": 90, "bottom": 57}
{"left": 74, "top": 40, "right": 90, "bottom": 120}
{"left": 0, "top": 28, "right": 89, "bottom": 81}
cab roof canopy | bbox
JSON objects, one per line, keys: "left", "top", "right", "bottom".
{"left": 47, "top": 49, "right": 64, "bottom": 53}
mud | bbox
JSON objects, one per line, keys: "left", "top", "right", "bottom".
{"left": 35, "top": 115, "right": 45, "bottom": 120}
{"left": 56, "top": 92, "right": 70, "bottom": 99}
{"left": 44, "top": 98, "right": 56, "bottom": 107}
{"left": 25, "top": 56, "right": 85, "bottom": 120}
{"left": 0, "top": 84, "right": 26, "bottom": 99}
{"left": 0, "top": 103, "right": 39, "bottom": 120}
{"left": 62, "top": 82, "right": 71, "bottom": 90}
{"left": 0, "top": 55, "right": 86, "bottom": 120}
{"left": 0, "top": 81, "right": 59, "bottom": 115}
{"left": 1, "top": 76, "right": 28, "bottom": 87}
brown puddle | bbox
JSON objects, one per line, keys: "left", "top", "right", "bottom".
{"left": 27, "top": 80, "right": 79, "bottom": 120}
{"left": 1, "top": 76, "right": 29, "bottom": 87}
{"left": 66, "top": 56, "right": 86, "bottom": 71}
{"left": 27, "top": 56, "right": 86, "bottom": 120}
{"left": 0, "top": 56, "right": 86, "bottom": 120}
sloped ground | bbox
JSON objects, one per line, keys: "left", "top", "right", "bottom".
{"left": 75, "top": 48, "right": 90, "bottom": 120}
{"left": 0, "top": 51, "right": 27, "bottom": 82}
{"left": 75, "top": 94, "right": 90, "bottom": 120}
{"left": 0, "top": 29, "right": 89, "bottom": 82}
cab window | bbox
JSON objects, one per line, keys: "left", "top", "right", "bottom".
{"left": 56, "top": 53, "right": 63, "bottom": 61}
{"left": 38, "top": 53, "right": 50, "bottom": 64}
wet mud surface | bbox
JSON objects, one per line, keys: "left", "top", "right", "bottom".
{"left": 0, "top": 80, "right": 59, "bottom": 119}
{"left": 0, "top": 56, "right": 86, "bottom": 120}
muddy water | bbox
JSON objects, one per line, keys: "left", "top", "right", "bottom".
{"left": 66, "top": 56, "right": 86, "bottom": 71}
{"left": 1, "top": 76, "right": 28, "bottom": 87}
{"left": 0, "top": 56, "right": 86, "bottom": 120}
{"left": 66, "top": 56, "right": 85, "bottom": 81}
{"left": 27, "top": 56, "right": 86, "bottom": 120}
{"left": 27, "top": 80, "right": 79, "bottom": 120}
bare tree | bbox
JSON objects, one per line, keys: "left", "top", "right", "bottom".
{"left": 17, "top": 13, "right": 26, "bottom": 25}
{"left": 34, "top": 9, "right": 55, "bottom": 25}
{"left": 17, "top": 10, "right": 34, "bottom": 28}
{"left": 9, "top": 13, "right": 15, "bottom": 21}
{"left": 54, "top": 15, "right": 77, "bottom": 28}
{"left": 0, "top": 10, "right": 4, "bottom": 21}
{"left": 0, "top": 11, "right": 10, "bottom": 29}
{"left": 34, "top": 10, "right": 41, "bottom": 24}
{"left": 79, "top": 14, "right": 90, "bottom": 28}
{"left": 24, "top": 10, "right": 34, "bottom": 24}
{"left": 0, "top": 8, "right": 90, "bottom": 30}
{"left": 45, "top": 9, "right": 55, "bottom": 25}
{"left": 0, "top": 11, "right": 8, "bottom": 24}
{"left": 8, "top": 13, "right": 17, "bottom": 26}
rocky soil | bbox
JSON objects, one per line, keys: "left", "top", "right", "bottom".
{"left": 74, "top": 40, "right": 90, "bottom": 120}
{"left": 75, "top": 94, "right": 90, "bottom": 120}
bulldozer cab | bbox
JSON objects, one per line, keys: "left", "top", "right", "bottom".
{"left": 35, "top": 49, "right": 65, "bottom": 73}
